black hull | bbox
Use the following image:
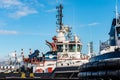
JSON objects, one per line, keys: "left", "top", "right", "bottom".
{"left": 78, "top": 70, "right": 120, "bottom": 79}
{"left": 78, "top": 59, "right": 120, "bottom": 79}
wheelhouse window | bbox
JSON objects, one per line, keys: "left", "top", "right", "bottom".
{"left": 65, "top": 45, "right": 68, "bottom": 51}
{"left": 69, "top": 44, "right": 76, "bottom": 52}
{"left": 57, "top": 45, "right": 63, "bottom": 52}
{"left": 77, "top": 44, "right": 82, "bottom": 52}
{"left": 116, "top": 27, "right": 120, "bottom": 39}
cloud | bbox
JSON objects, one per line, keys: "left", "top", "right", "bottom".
{"left": 0, "top": 0, "right": 22, "bottom": 9}
{"left": 45, "top": 8, "right": 56, "bottom": 13}
{"left": 0, "top": 0, "right": 38, "bottom": 19}
{"left": 9, "top": 7, "right": 37, "bottom": 19}
{"left": 0, "top": 30, "right": 18, "bottom": 34}
{"left": 24, "top": 0, "right": 45, "bottom": 8}
{"left": 88, "top": 22, "right": 100, "bottom": 26}
{"left": 80, "top": 22, "right": 100, "bottom": 28}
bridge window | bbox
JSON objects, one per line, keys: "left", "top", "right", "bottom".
{"left": 116, "top": 27, "right": 120, "bottom": 39}
{"left": 69, "top": 44, "right": 76, "bottom": 52}
{"left": 77, "top": 44, "right": 82, "bottom": 52}
{"left": 57, "top": 45, "right": 63, "bottom": 52}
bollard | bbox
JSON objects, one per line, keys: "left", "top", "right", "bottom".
{"left": 21, "top": 72, "right": 26, "bottom": 78}
{"left": 30, "top": 73, "right": 34, "bottom": 78}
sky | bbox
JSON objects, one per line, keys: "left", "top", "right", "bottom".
{"left": 0, "top": 0, "right": 118, "bottom": 61}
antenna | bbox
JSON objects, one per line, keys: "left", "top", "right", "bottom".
{"left": 56, "top": 3, "right": 63, "bottom": 30}
{"left": 116, "top": 0, "right": 119, "bottom": 25}
{"left": 115, "top": 0, "right": 119, "bottom": 46}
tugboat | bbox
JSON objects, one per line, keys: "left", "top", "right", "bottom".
{"left": 48, "top": 3, "right": 91, "bottom": 79}
{"left": 78, "top": 1, "right": 120, "bottom": 80}
{"left": 22, "top": 3, "right": 90, "bottom": 79}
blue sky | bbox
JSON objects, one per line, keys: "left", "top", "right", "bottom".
{"left": 0, "top": 0, "right": 118, "bottom": 61}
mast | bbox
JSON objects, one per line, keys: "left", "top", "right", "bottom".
{"left": 88, "top": 42, "right": 94, "bottom": 57}
{"left": 115, "top": 0, "right": 119, "bottom": 46}
{"left": 56, "top": 4, "right": 63, "bottom": 30}
{"left": 116, "top": 0, "right": 119, "bottom": 26}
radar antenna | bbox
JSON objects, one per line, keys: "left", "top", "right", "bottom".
{"left": 56, "top": 4, "right": 63, "bottom": 30}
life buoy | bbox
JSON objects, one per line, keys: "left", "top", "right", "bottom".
{"left": 35, "top": 68, "right": 43, "bottom": 73}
